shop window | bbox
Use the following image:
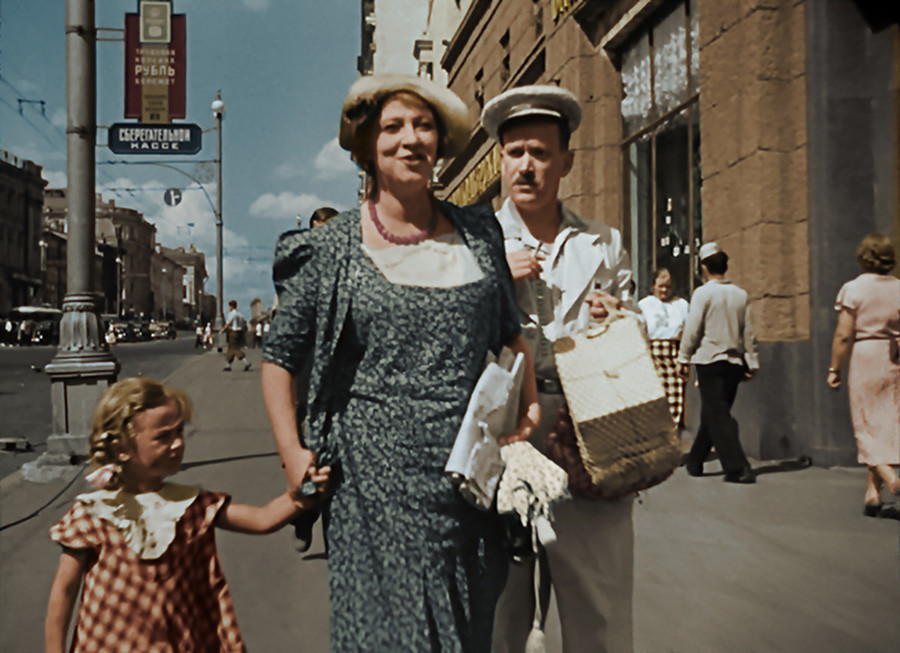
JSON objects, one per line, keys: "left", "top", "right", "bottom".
{"left": 622, "top": 0, "right": 701, "bottom": 301}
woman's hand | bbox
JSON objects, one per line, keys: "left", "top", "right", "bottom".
{"left": 585, "top": 290, "right": 623, "bottom": 321}
{"left": 826, "top": 368, "right": 841, "bottom": 389}
{"left": 506, "top": 249, "right": 544, "bottom": 281}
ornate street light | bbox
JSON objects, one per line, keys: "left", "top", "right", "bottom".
{"left": 211, "top": 92, "right": 225, "bottom": 344}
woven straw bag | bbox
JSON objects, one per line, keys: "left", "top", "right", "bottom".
{"left": 549, "top": 306, "right": 681, "bottom": 498}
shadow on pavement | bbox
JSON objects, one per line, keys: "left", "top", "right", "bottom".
{"left": 181, "top": 452, "right": 279, "bottom": 470}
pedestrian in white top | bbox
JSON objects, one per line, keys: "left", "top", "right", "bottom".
{"left": 220, "top": 300, "right": 250, "bottom": 371}
{"left": 484, "top": 84, "right": 635, "bottom": 653}
{"left": 678, "top": 243, "right": 759, "bottom": 483}
{"left": 639, "top": 268, "right": 690, "bottom": 424}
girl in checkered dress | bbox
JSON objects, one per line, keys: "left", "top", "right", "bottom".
{"left": 44, "top": 377, "right": 330, "bottom": 653}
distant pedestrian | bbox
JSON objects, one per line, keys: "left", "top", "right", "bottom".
{"left": 43, "top": 376, "right": 330, "bottom": 653}
{"left": 105, "top": 324, "right": 117, "bottom": 346}
{"left": 220, "top": 300, "right": 250, "bottom": 371}
{"left": 639, "top": 267, "right": 690, "bottom": 425}
{"left": 828, "top": 232, "right": 900, "bottom": 516}
{"left": 194, "top": 323, "right": 204, "bottom": 348}
{"left": 203, "top": 322, "right": 213, "bottom": 349}
{"left": 678, "top": 242, "right": 759, "bottom": 484}
{"left": 253, "top": 320, "right": 264, "bottom": 348}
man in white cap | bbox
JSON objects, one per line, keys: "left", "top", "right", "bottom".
{"left": 483, "top": 84, "right": 635, "bottom": 653}
{"left": 677, "top": 243, "right": 759, "bottom": 483}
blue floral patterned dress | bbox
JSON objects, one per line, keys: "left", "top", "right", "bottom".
{"left": 264, "top": 204, "right": 520, "bottom": 652}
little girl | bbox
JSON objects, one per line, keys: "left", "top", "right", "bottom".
{"left": 44, "top": 377, "right": 329, "bottom": 653}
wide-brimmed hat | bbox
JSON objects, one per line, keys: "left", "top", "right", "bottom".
{"left": 482, "top": 84, "right": 582, "bottom": 140}
{"left": 338, "top": 74, "right": 472, "bottom": 160}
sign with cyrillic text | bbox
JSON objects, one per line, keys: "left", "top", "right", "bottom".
{"left": 108, "top": 123, "right": 202, "bottom": 154}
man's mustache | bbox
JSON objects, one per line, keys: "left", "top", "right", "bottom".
{"left": 513, "top": 171, "right": 536, "bottom": 185}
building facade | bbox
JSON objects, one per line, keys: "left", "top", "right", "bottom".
{"left": 358, "top": 0, "right": 430, "bottom": 75}
{"left": 426, "top": 0, "right": 899, "bottom": 465}
{"left": 150, "top": 248, "right": 186, "bottom": 322}
{"left": 159, "top": 245, "right": 208, "bottom": 323}
{"left": 0, "top": 150, "right": 47, "bottom": 313}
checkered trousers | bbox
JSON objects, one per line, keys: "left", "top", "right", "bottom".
{"left": 649, "top": 338, "right": 685, "bottom": 426}
{"left": 49, "top": 490, "right": 245, "bottom": 652}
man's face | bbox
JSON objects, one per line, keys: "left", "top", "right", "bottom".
{"left": 500, "top": 119, "right": 574, "bottom": 213}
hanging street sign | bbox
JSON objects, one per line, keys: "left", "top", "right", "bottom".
{"left": 163, "top": 188, "right": 183, "bottom": 206}
{"left": 108, "top": 123, "right": 202, "bottom": 154}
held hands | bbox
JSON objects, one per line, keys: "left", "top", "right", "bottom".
{"left": 289, "top": 465, "right": 332, "bottom": 510}
{"left": 826, "top": 368, "right": 841, "bottom": 389}
{"left": 585, "top": 290, "right": 623, "bottom": 321}
{"left": 506, "top": 249, "right": 545, "bottom": 281}
{"left": 676, "top": 362, "right": 691, "bottom": 379}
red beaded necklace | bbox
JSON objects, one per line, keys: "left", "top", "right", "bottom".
{"left": 367, "top": 198, "right": 438, "bottom": 245}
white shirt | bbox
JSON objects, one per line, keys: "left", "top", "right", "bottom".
{"left": 225, "top": 309, "right": 245, "bottom": 331}
{"left": 496, "top": 198, "right": 633, "bottom": 380}
{"left": 638, "top": 295, "right": 689, "bottom": 340}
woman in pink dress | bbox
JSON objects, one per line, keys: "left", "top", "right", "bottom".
{"left": 828, "top": 233, "right": 900, "bottom": 516}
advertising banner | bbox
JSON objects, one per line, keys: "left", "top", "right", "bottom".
{"left": 124, "top": 12, "right": 186, "bottom": 122}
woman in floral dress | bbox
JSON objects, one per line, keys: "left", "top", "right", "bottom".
{"left": 261, "top": 74, "right": 540, "bottom": 652}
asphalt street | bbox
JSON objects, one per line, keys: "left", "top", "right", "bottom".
{"left": 0, "top": 348, "right": 898, "bottom": 652}
{"left": 0, "top": 334, "right": 203, "bottom": 479}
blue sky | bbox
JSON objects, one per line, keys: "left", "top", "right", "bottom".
{"left": 1, "top": 0, "right": 363, "bottom": 311}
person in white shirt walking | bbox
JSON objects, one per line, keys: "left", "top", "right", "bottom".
{"left": 677, "top": 243, "right": 759, "bottom": 483}
{"left": 220, "top": 300, "right": 251, "bottom": 371}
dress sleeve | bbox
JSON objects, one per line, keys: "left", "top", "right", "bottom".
{"left": 482, "top": 206, "right": 522, "bottom": 349}
{"left": 262, "top": 229, "right": 320, "bottom": 376}
{"left": 197, "top": 490, "right": 231, "bottom": 534}
{"left": 834, "top": 280, "right": 859, "bottom": 312}
{"left": 49, "top": 501, "right": 103, "bottom": 551}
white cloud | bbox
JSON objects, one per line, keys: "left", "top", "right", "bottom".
{"left": 248, "top": 191, "right": 338, "bottom": 220}
{"left": 314, "top": 138, "right": 356, "bottom": 178}
{"left": 50, "top": 109, "right": 66, "bottom": 129}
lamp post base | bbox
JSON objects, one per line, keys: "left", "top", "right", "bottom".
{"left": 24, "top": 293, "right": 119, "bottom": 482}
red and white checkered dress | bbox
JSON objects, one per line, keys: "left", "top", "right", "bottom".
{"left": 49, "top": 489, "right": 245, "bottom": 652}
{"left": 649, "top": 338, "right": 685, "bottom": 427}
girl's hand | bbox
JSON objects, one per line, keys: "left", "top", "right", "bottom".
{"left": 826, "top": 368, "right": 841, "bottom": 389}
{"left": 283, "top": 447, "right": 316, "bottom": 496}
{"left": 291, "top": 466, "right": 332, "bottom": 509}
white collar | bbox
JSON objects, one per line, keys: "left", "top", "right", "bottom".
{"left": 76, "top": 483, "right": 200, "bottom": 559}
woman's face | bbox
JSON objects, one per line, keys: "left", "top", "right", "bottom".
{"left": 652, "top": 271, "right": 673, "bottom": 301}
{"left": 373, "top": 95, "right": 439, "bottom": 189}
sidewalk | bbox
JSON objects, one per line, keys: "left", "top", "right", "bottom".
{"left": 1, "top": 348, "right": 898, "bottom": 652}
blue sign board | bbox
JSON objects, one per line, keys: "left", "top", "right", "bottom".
{"left": 108, "top": 122, "right": 201, "bottom": 154}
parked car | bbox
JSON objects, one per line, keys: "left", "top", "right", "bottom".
{"left": 149, "top": 320, "right": 176, "bottom": 340}
{"left": 110, "top": 321, "right": 137, "bottom": 343}
{"left": 130, "top": 320, "right": 151, "bottom": 341}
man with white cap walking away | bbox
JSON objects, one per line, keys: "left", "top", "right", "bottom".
{"left": 483, "top": 84, "right": 635, "bottom": 653}
{"left": 678, "top": 243, "right": 759, "bottom": 483}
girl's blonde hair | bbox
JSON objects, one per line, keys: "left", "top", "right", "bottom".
{"left": 89, "top": 377, "right": 192, "bottom": 487}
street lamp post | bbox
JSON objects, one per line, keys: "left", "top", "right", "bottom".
{"left": 25, "top": 0, "right": 120, "bottom": 482}
{"left": 211, "top": 93, "right": 225, "bottom": 348}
